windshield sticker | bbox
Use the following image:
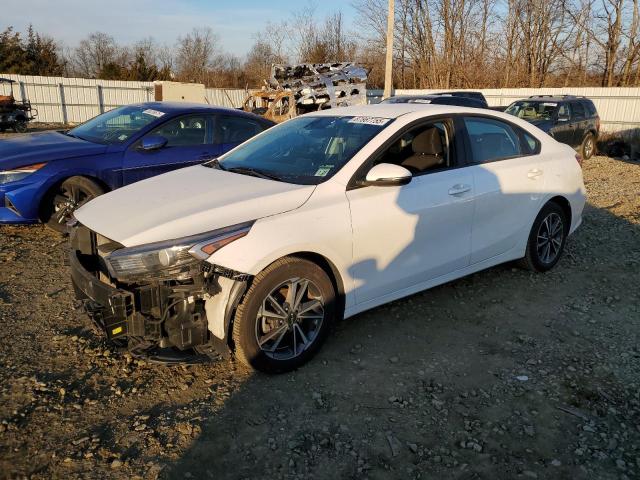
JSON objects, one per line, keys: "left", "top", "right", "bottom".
{"left": 348, "top": 116, "right": 391, "bottom": 126}
{"left": 543, "top": 102, "right": 558, "bottom": 107}
{"left": 314, "top": 165, "right": 333, "bottom": 177}
{"left": 118, "top": 134, "right": 128, "bottom": 141}
{"left": 143, "top": 109, "right": 165, "bottom": 118}
{"left": 411, "top": 99, "right": 432, "bottom": 104}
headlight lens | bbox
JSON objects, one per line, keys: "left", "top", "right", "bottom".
{"left": 105, "top": 221, "right": 253, "bottom": 282}
{"left": 0, "top": 163, "right": 47, "bottom": 184}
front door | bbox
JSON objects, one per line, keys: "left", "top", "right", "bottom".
{"left": 123, "top": 114, "right": 218, "bottom": 184}
{"left": 550, "top": 103, "right": 575, "bottom": 146}
{"left": 346, "top": 119, "right": 474, "bottom": 305}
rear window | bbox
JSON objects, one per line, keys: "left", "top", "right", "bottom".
{"left": 464, "top": 117, "right": 539, "bottom": 162}
{"left": 583, "top": 100, "right": 597, "bottom": 117}
{"left": 571, "top": 102, "right": 586, "bottom": 119}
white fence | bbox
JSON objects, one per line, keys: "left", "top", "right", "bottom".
{"left": 0, "top": 74, "right": 247, "bottom": 124}
{"left": 393, "top": 88, "right": 640, "bottom": 132}
{"left": 2, "top": 74, "right": 639, "bottom": 132}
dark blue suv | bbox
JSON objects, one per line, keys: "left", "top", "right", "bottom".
{"left": 0, "top": 102, "right": 273, "bottom": 230}
{"left": 505, "top": 95, "right": 600, "bottom": 159}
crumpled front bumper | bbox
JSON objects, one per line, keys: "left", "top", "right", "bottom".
{"left": 69, "top": 248, "right": 138, "bottom": 340}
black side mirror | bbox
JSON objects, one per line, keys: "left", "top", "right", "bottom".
{"left": 140, "top": 135, "right": 168, "bottom": 151}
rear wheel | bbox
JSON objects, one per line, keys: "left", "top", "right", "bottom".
{"left": 233, "top": 257, "right": 335, "bottom": 373}
{"left": 518, "top": 202, "right": 568, "bottom": 272}
{"left": 581, "top": 133, "right": 595, "bottom": 159}
{"left": 13, "top": 120, "right": 28, "bottom": 133}
{"left": 42, "top": 176, "right": 105, "bottom": 232}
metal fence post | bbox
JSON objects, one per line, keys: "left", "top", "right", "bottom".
{"left": 58, "top": 83, "right": 68, "bottom": 124}
{"left": 18, "top": 81, "right": 27, "bottom": 102}
{"left": 97, "top": 85, "right": 105, "bottom": 114}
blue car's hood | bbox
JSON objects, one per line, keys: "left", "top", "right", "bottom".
{"left": 0, "top": 131, "right": 107, "bottom": 169}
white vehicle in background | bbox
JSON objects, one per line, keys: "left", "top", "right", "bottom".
{"left": 69, "top": 104, "right": 586, "bottom": 373}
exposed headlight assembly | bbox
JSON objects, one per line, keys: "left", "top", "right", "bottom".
{"left": 105, "top": 221, "right": 254, "bottom": 282}
{"left": 0, "top": 163, "right": 47, "bottom": 184}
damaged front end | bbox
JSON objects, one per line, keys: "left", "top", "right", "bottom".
{"left": 68, "top": 222, "right": 252, "bottom": 362}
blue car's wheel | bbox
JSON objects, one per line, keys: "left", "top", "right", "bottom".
{"left": 42, "top": 176, "right": 104, "bottom": 233}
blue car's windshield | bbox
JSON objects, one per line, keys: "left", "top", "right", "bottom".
{"left": 68, "top": 105, "right": 165, "bottom": 144}
{"left": 208, "top": 115, "right": 389, "bottom": 185}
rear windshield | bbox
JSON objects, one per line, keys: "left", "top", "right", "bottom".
{"left": 505, "top": 101, "right": 558, "bottom": 120}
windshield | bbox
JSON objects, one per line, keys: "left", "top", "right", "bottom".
{"left": 210, "top": 115, "right": 390, "bottom": 185}
{"left": 505, "top": 101, "right": 558, "bottom": 121}
{"left": 68, "top": 105, "right": 165, "bottom": 144}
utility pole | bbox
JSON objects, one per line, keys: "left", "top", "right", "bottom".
{"left": 383, "top": 0, "right": 395, "bottom": 99}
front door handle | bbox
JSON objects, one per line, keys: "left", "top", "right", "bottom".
{"left": 527, "top": 168, "right": 543, "bottom": 179}
{"left": 448, "top": 184, "right": 471, "bottom": 196}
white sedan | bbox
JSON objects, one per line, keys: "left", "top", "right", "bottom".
{"left": 69, "top": 104, "right": 586, "bottom": 372}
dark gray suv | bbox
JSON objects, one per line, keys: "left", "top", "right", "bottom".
{"left": 504, "top": 95, "right": 600, "bottom": 159}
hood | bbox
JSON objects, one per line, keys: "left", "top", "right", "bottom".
{"left": 0, "top": 131, "right": 106, "bottom": 169}
{"left": 74, "top": 165, "right": 316, "bottom": 246}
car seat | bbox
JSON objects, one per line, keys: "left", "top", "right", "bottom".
{"left": 401, "top": 128, "right": 444, "bottom": 172}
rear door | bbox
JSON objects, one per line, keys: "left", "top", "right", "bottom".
{"left": 122, "top": 113, "right": 217, "bottom": 184}
{"left": 462, "top": 116, "right": 545, "bottom": 263}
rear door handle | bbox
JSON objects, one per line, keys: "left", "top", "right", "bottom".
{"left": 527, "top": 168, "right": 543, "bottom": 179}
{"left": 448, "top": 184, "right": 471, "bottom": 196}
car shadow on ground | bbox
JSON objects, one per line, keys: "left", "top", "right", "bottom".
{"left": 159, "top": 197, "right": 639, "bottom": 480}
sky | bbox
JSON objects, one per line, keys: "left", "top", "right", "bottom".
{"left": 4, "top": 0, "right": 359, "bottom": 57}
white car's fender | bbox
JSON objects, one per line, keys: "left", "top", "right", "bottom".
{"left": 204, "top": 182, "right": 355, "bottom": 339}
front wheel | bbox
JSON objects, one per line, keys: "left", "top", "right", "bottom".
{"left": 518, "top": 202, "right": 568, "bottom": 272}
{"left": 233, "top": 257, "right": 335, "bottom": 373}
{"left": 42, "top": 176, "right": 105, "bottom": 232}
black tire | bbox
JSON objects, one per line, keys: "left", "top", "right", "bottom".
{"left": 42, "top": 176, "right": 105, "bottom": 232}
{"left": 581, "top": 132, "right": 595, "bottom": 160}
{"left": 233, "top": 257, "right": 335, "bottom": 373}
{"left": 518, "top": 202, "right": 568, "bottom": 272}
{"left": 13, "top": 120, "right": 28, "bottom": 133}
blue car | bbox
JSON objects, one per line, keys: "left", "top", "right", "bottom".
{"left": 0, "top": 102, "right": 274, "bottom": 231}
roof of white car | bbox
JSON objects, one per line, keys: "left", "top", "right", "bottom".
{"left": 309, "top": 103, "right": 478, "bottom": 119}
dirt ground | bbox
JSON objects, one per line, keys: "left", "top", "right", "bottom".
{"left": 0, "top": 151, "right": 639, "bottom": 480}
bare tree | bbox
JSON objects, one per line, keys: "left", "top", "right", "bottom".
{"left": 174, "top": 27, "right": 220, "bottom": 84}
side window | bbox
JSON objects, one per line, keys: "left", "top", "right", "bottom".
{"left": 571, "top": 102, "right": 585, "bottom": 120}
{"left": 520, "top": 130, "right": 541, "bottom": 155}
{"left": 557, "top": 103, "right": 570, "bottom": 118}
{"left": 375, "top": 121, "right": 451, "bottom": 175}
{"left": 464, "top": 117, "right": 520, "bottom": 163}
{"left": 147, "top": 115, "right": 208, "bottom": 146}
{"left": 218, "top": 115, "right": 264, "bottom": 145}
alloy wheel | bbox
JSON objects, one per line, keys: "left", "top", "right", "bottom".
{"left": 536, "top": 212, "right": 564, "bottom": 264}
{"left": 584, "top": 136, "right": 594, "bottom": 158}
{"left": 255, "top": 277, "right": 325, "bottom": 361}
{"left": 53, "top": 184, "right": 93, "bottom": 225}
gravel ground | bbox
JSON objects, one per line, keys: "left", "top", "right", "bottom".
{"left": 0, "top": 154, "right": 639, "bottom": 480}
